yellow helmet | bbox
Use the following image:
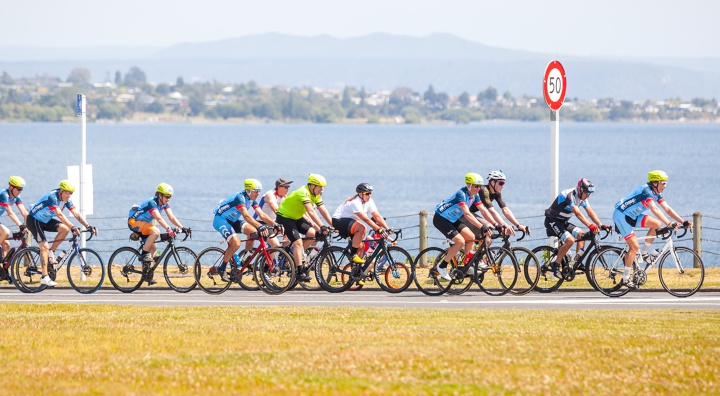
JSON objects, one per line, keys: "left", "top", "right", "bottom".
{"left": 307, "top": 173, "right": 327, "bottom": 187}
{"left": 157, "top": 183, "right": 174, "bottom": 196}
{"left": 244, "top": 178, "right": 263, "bottom": 191}
{"left": 59, "top": 179, "right": 76, "bottom": 193}
{"left": 465, "top": 172, "right": 483, "bottom": 185}
{"left": 648, "top": 170, "right": 668, "bottom": 182}
{"left": 9, "top": 176, "right": 26, "bottom": 188}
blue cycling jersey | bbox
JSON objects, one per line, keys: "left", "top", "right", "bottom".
{"left": 28, "top": 189, "right": 75, "bottom": 224}
{"left": 0, "top": 188, "right": 22, "bottom": 217}
{"left": 213, "top": 191, "right": 259, "bottom": 223}
{"left": 614, "top": 184, "right": 664, "bottom": 220}
{"left": 129, "top": 196, "right": 169, "bottom": 223}
{"left": 544, "top": 188, "right": 589, "bottom": 222}
{"left": 435, "top": 187, "right": 482, "bottom": 223}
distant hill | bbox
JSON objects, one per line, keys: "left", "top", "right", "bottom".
{"left": 2, "top": 33, "right": 719, "bottom": 100}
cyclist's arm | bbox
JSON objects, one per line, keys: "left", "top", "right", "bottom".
{"left": 16, "top": 202, "right": 29, "bottom": 220}
{"left": 462, "top": 204, "right": 492, "bottom": 232}
{"left": 583, "top": 206, "right": 603, "bottom": 227}
{"left": 304, "top": 202, "right": 325, "bottom": 231}
{"left": 485, "top": 205, "right": 506, "bottom": 228}
{"left": 152, "top": 208, "right": 173, "bottom": 230}
{"left": 4, "top": 206, "right": 24, "bottom": 228}
{"left": 370, "top": 211, "right": 390, "bottom": 230}
{"left": 316, "top": 204, "right": 333, "bottom": 226}
{"left": 248, "top": 206, "right": 272, "bottom": 228}
{"left": 64, "top": 207, "right": 87, "bottom": 229}
{"left": 164, "top": 208, "right": 184, "bottom": 229}
{"left": 355, "top": 211, "right": 381, "bottom": 232}
{"left": 500, "top": 206, "right": 525, "bottom": 230}
{"left": 657, "top": 200, "right": 687, "bottom": 226}
{"left": 570, "top": 206, "right": 592, "bottom": 229}
{"left": 265, "top": 193, "right": 280, "bottom": 213}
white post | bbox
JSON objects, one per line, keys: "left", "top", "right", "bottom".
{"left": 78, "top": 94, "right": 87, "bottom": 248}
{"left": 550, "top": 109, "right": 559, "bottom": 247}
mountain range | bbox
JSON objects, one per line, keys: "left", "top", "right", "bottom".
{"left": 1, "top": 33, "right": 719, "bottom": 100}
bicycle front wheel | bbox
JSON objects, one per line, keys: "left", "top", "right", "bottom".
{"left": 255, "top": 247, "right": 296, "bottom": 295}
{"left": 658, "top": 247, "right": 704, "bottom": 297}
{"left": 531, "top": 246, "right": 564, "bottom": 293}
{"left": 193, "top": 247, "right": 232, "bottom": 295}
{"left": 510, "top": 247, "right": 540, "bottom": 295}
{"left": 376, "top": 246, "right": 413, "bottom": 294}
{"left": 476, "top": 246, "right": 518, "bottom": 296}
{"left": 412, "top": 247, "right": 452, "bottom": 296}
{"left": 107, "top": 247, "right": 145, "bottom": 293}
{"left": 314, "top": 246, "right": 353, "bottom": 293}
{"left": 66, "top": 248, "right": 105, "bottom": 294}
{"left": 589, "top": 247, "right": 630, "bottom": 297}
{"left": 11, "top": 247, "right": 45, "bottom": 293}
{"left": 163, "top": 246, "right": 197, "bottom": 293}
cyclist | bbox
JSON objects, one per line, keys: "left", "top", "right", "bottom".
{"left": 613, "top": 170, "right": 690, "bottom": 289}
{"left": 255, "top": 177, "right": 293, "bottom": 245}
{"left": 479, "top": 170, "right": 529, "bottom": 235}
{"left": 213, "top": 179, "right": 277, "bottom": 281}
{"left": 543, "top": 178, "right": 610, "bottom": 279}
{"left": 128, "top": 183, "right": 187, "bottom": 284}
{"left": 276, "top": 173, "right": 332, "bottom": 282}
{"left": 1, "top": 176, "right": 29, "bottom": 263}
{"left": 26, "top": 180, "right": 97, "bottom": 287}
{"left": 433, "top": 173, "right": 493, "bottom": 281}
{"left": 332, "top": 183, "right": 392, "bottom": 286}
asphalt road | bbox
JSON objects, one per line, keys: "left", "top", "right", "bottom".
{"left": 2, "top": 287, "right": 719, "bottom": 309}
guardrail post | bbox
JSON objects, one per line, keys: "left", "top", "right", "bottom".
{"left": 693, "top": 211, "right": 702, "bottom": 268}
{"left": 419, "top": 210, "right": 427, "bottom": 265}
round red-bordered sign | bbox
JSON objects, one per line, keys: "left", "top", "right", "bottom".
{"left": 543, "top": 60, "right": 567, "bottom": 111}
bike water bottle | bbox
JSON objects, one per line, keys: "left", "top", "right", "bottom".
{"left": 154, "top": 249, "right": 162, "bottom": 262}
{"left": 233, "top": 252, "right": 241, "bottom": 266}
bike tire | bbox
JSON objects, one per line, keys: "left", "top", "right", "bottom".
{"left": 193, "top": 247, "right": 232, "bottom": 295}
{"left": 476, "top": 246, "right": 518, "bottom": 296}
{"left": 315, "top": 246, "right": 354, "bottom": 293}
{"left": 11, "top": 247, "right": 45, "bottom": 293}
{"left": 447, "top": 249, "right": 474, "bottom": 296}
{"left": 376, "top": 246, "right": 413, "bottom": 294}
{"left": 298, "top": 247, "right": 323, "bottom": 291}
{"left": 255, "top": 247, "right": 296, "bottom": 295}
{"left": 658, "top": 247, "right": 704, "bottom": 297}
{"left": 531, "top": 246, "right": 564, "bottom": 293}
{"left": 589, "top": 247, "right": 630, "bottom": 297}
{"left": 107, "top": 247, "right": 145, "bottom": 293}
{"left": 411, "top": 247, "right": 452, "bottom": 296}
{"left": 341, "top": 263, "right": 364, "bottom": 291}
{"left": 510, "top": 246, "right": 540, "bottom": 295}
{"left": 163, "top": 246, "right": 197, "bottom": 293}
{"left": 66, "top": 248, "right": 105, "bottom": 294}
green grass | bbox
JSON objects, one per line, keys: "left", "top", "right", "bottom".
{"left": 0, "top": 304, "right": 718, "bottom": 395}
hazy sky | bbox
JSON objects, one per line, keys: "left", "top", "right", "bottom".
{"left": 2, "top": 0, "right": 717, "bottom": 58}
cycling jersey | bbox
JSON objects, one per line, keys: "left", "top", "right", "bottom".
{"left": 478, "top": 185, "right": 506, "bottom": 209}
{"left": 614, "top": 184, "right": 664, "bottom": 220}
{"left": 276, "top": 185, "right": 323, "bottom": 221}
{"left": 28, "top": 189, "right": 75, "bottom": 223}
{"left": 213, "top": 191, "right": 259, "bottom": 223}
{"left": 332, "top": 196, "right": 377, "bottom": 221}
{"left": 544, "top": 188, "right": 589, "bottom": 222}
{"left": 255, "top": 190, "right": 285, "bottom": 222}
{"left": 435, "top": 187, "right": 482, "bottom": 223}
{"left": 0, "top": 188, "right": 22, "bottom": 217}
{"left": 128, "top": 196, "right": 168, "bottom": 223}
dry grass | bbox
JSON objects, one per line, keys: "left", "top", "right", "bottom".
{"left": 0, "top": 304, "right": 718, "bottom": 395}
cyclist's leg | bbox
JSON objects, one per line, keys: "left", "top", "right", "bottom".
{"left": 0, "top": 224, "right": 10, "bottom": 256}
{"left": 212, "top": 216, "right": 241, "bottom": 265}
{"left": 638, "top": 214, "right": 660, "bottom": 257}
{"left": 333, "top": 217, "right": 364, "bottom": 262}
{"left": 40, "top": 219, "right": 64, "bottom": 276}
{"left": 614, "top": 210, "right": 642, "bottom": 286}
{"left": 51, "top": 220, "right": 69, "bottom": 256}
{"left": 25, "top": 215, "right": 49, "bottom": 274}
{"left": 297, "top": 218, "right": 315, "bottom": 251}
{"left": 239, "top": 221, "right": 257, "bottom": 255}
{"left": 432, "top": 214, "right": 464, "bottom": 270}
{"left": 277, "top": 215, "right": 303, "bottom": 267}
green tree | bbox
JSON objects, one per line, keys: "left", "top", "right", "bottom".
{"left": 188, "top": 94, "right": 205, "bottom": 116}
{"left": 66, "top": 68, "right": 91, "bottom": 87}
{"left": 146, "top": 101, "right": 164, "bottom": 114}
{"left": 1, "top": 71, "right": 14, "bottom": 84}
{"left": 458, "top": 91, "right": 470, "bottom": 107}
{"left": 359, "top": 86, "right": 367, "bottom": 107}
{"left": 176, "top": 76, "right": 185, "bottom": 88}
{"left": 124, "top": 66, "right": 147, "bottom": 87}
{"left": 478, "top": 86, "right": 498, "bottom": 102}
{"left": 341, "top": 86, "right": 352, "bottom": 109}
{"left": 423, "top": 85, "right": 436, "bottom": 104}
{"left": 114, "top": 71, "right": 122, "bottom": 86}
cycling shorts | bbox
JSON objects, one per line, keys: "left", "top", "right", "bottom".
{"left": 613, "top": 209, "right": 648, "bottom": 240}
{"left": 276, "top": 214, "right": 312, "bottom": 243}
{"left": 433, "top": 213, "right": 468, "bottom": 239}
{"left": 26, "top": 215, "right": 61, "bottom": 244}
{"left": 332, "top": 217, "right": 362, "bottom": 239}
{"left": 213, "top": 215, "right": 247, "bottom": 242}
{"left": 544, "top": 217, "right": 580, "bottom": 243}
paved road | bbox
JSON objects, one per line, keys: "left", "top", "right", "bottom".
{"left": 2, "top": 287, "right": 720, "bottom": 309}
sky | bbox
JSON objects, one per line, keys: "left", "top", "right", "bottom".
{"left": 2, "top": 0, "right": 717, "bottom": 58}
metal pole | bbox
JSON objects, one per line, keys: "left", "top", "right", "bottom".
{"left": 419, "top": 210, "right": 427, "bottom": 266}
{"left": 550, "top": 109, "right": 559, "bottom": 247}
{"left": 693, "top": 212, "right": 702, "bottom": 268}
{"left": 80, "top": 94, "right": 87, "bottom": 248}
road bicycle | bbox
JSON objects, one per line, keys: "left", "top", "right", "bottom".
{"left": 315, "top": 229, "right": 413, "bottom": 293}
{"left": 194, "top": 226, "right": 296, "bottom": 295}
{"left": 0, "top": 229, "right": 27, "bottom": 288}
{"left": 589, "top": 224, "right": 704, "bottom": 297}
{"left": 500, "top": 228, "right": 540, "bottom": 295}
{"left": 283, "top": 232, "right": 337, "bottom": 292}
{"left": 532, "top": 229, "right": 611, "bottom": 293}
{"left": 107, "top": 228, "right": 196, "bottom": 293}
{"left": 12, "top": 229, "right": 104, "bottom": 294}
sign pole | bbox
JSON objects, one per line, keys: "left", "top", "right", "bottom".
{"left": 550, "top": 109, "right": 559, "bottom": 201}
{"left": 77, "top": 94, "right": 87, "bottom": 248}
{"left": 543, "top": 61, "right": 567, "bottom": 247}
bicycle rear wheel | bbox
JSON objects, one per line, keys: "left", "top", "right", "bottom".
{"left": 11, "top": 247, "right": 45, "bottom": 293}
{"left": 193, "top": 247, "right": 232, "bottom": 295}
{"left": 477, "top": 246, "right": 518, "bottom": 296}
{"left": 163, "top": 246, "right": 197, "bottom": 293}
{"left": 66, "top": 248, "right": 105, "bottom": 294}
{"left": 255, "top": 247, "right": 296, "bottom": 295}
{"left": 107, "top": 247, "right": 145, "bottom": 293}
{"left": 531, "top": 246, "right": 564, "bottom": 293}
{"left": 376, "top": 246, "right": 413, "bottom": 293}
{"left": 412, "top": 247, "right": 452, "bottom": 296}
{"left": 510, "top": 247, "right": 540, "bottom": 295}
{"left": 315, "top": 246, "right": 354, "bottom": 293}
{"left": 658, "top": 247, "right": 704, "bottom": 297}
{"left": 298, "top": 247, "right": 323, "bottom": 291}
{"left": 589, "top": 247, "right": 630, "bottom": 297}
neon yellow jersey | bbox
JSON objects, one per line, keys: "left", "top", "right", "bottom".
{"left": 276, "top": 185, "right": 323, "bottom": 220}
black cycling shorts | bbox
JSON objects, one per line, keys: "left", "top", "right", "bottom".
{"left": 433, "top": 214, "right": 467, "bottom": 239}
{"left": 276, "top": 214, "right": 312, "bottom": 243}
{"left": 26, "top": 215, "right": 61, "bottom": 244}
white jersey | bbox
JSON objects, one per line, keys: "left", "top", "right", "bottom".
{"left": 332, "top": 196, "right": 377, "bottom": 221}
{"left": 255, "top": 190, "right": 285, "bottom": 222}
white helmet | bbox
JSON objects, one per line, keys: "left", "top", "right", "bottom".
{"left": 487, "top": 170, "right": 506, "bottom": 181}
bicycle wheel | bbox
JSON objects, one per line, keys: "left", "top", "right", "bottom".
{"left": 66, "top": 248, "right": 105, "bottom": 294}
{"left": 298, "top": 247, "right": 323, "bottom": 291}
{"left": 107, "top": 247, "right": 145, "bottom": 293}
{"left": 163, "top": 246, "right": 197, "bottom": 293}
{"left": 531, "top": 246, "right": 564, "bottom": 293}
{"left": 376, "top": 246, "right": 413, "bottom": 293}
{"left": 255, "top": 247, "right": 296, "bottom": 295}
{"left": 589, "top": 247, "right": 630, "bottom": 297}
{"left": 477, "top": 246, "right": 518, "bottom": 296}
{"left": 11, "top": 247, "right": 45, "bottom": 293}
{"left": 510, "top": 247, "right": 540, "bottom": 295}
{"left": 315, "top": 246, "right": 354, "bottom": 293}
{"left": 236, "top": 259, "right": 260, "bottom": 292}
{"left": 341, "top": 263, "right": 364, "bottom": 291}
{"left": 658, "top": 247, "right": 704, "bottom": 297}
{"left": 412, "top": 247, "right": 452, "bottom": 296}
{"left": 193, "top": 247, "right": 232, "bottom": 295}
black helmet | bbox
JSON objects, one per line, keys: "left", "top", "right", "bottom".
{"left": 356, "top": 183, "right": 374, "bottom": 194}
{"left": 577, "top": 178, "right": 595, "bottom": 194}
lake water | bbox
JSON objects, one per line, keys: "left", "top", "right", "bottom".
{"left": 2, "top": 121, "right": 719, "bottom": 264}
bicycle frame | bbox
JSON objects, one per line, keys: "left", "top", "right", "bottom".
{"left": 340, "top": 230, "right": 401, "bottom": 281}
{"left": 134, "top": 230, "right": 190, "bottom": 277}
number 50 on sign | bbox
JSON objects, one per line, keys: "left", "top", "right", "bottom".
{"left": 543, "top": 61, "right": 567, "bottom": 111}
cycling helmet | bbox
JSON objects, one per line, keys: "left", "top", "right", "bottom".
{"left": 487, "top": 170, "right": 506, "bottom": 181}
{"left": 307, "top": 173, "right": 327, "bottom": 187}
{"left": 465, "top": 172, "right": 483, "bottom": 185}
{"left": 356, "top": 183, "right": 374, "bottom": 194}
{"left": 9, "top": 176, "right": 26, "bottom": 188}
{"left": 59, "top": 179, "right": 76, "bottom": 193}
{"left": 244, "top": 178, "right": 262, "bottom": 191}
{"left": 157, "top": 182, "right": 174, "bottom": 196}
{"left": 648, "top": 170, "right": 668, "bottom": 182}
{"left": 577, "top": 178, "right": 595, "bottom": 194}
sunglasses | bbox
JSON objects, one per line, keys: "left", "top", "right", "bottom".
{"left": 659, "top": 181, "right": 667, "bottom": 186}
{"left": 472, "top": 184, "right": 482, "bottom": 188}
{"left": 13, "top": 187, "right": 23, "bottom": 192}
{"left": 496, "top": 181, "right": 505, "bottom": 186}
{"left": 362, "top": 192, "right": 372, "bottom": 196}
{"left": 162, "top": 194, "right": 172, "bottom": 199}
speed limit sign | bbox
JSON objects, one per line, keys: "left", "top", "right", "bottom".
{"left": 543, "top": 60, "right": 566, "bottom": 110}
